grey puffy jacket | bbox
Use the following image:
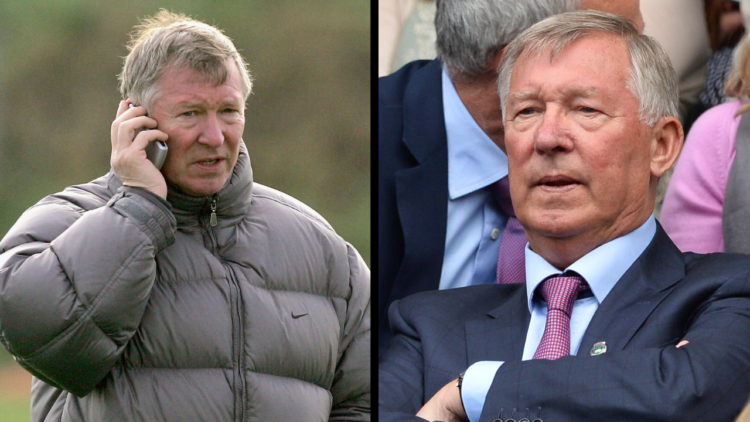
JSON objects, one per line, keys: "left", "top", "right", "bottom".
{"left": 0, "top": 145, "right": 371, "bottom": 421}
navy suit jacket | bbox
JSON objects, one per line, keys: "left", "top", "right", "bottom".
{"left": 379, "top": 225, "right": 750, "bottom": 422}
{"left": 379, "top": 59, "right": 449, "bottom": 359}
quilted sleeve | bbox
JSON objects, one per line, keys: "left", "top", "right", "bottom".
{"left": 0, "top": 187, "right": 175, "bottom": 397}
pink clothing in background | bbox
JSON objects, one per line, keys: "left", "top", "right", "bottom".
{"left": 661, "top": 100, "right": 743, "bottom": 253}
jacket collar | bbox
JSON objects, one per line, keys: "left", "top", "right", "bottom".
{"left": 466, "top": 285, "right": 529, "bottom": 363}
{"left": 166, "top": 141, "right": 253, "bottom": 228}
{"left": 578, "top": 222, "right": 685, "bottom": 353}
{"left": 464, "top": 223, "right": 685, "bottom": 362}
{"left": 402, "top": 59, "right": 447, "bottom": 163}
{"left": 390, "top": 59, "right": 450, "bottom": 302}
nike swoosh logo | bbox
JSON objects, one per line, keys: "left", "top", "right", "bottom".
{"left": 291, "top": 311, "right": 308, "bottom": 319}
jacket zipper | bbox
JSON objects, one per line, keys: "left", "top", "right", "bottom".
{"left": 202, "top": 196, "right": 245, "bottom": 421}
{"left": 227, "top": 264, "right": 245, "bottom": 422}
{"left": 210, "top": 197, "right": 218, "bottom": 227}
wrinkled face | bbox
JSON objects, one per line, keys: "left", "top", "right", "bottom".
{"left": 504, "top": 34, "right": 656, "bottom": 250}
{"left": 150, "top": 61, "right": 245, "bottom": 197}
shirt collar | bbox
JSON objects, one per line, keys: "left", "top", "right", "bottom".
{"left": 524, "top": 215, "right": 657, "bottom": 312}
{"left": 442, "top": 65, "right": 508, "bottom": 200}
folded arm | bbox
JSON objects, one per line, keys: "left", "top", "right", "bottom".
{"left": 479, "top": 274, "right": 750, "bottom": 422}
{"left": 379, "top": 291, "right": 477, "bottom": 422}
{"left": 381, "top": 273, "right": 750, "bottom": 422}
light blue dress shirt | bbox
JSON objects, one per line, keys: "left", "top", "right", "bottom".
{"left": 461, "top": 216, "right": 658, "bottom": 422}
{"left": 439, "top": 65, "right": 509, "bottom": 290}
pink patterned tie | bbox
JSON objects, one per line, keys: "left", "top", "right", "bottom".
{"left": 533, "top": 274, "right": 589, "bottom": 360}
{"left": 492, "top": 177, "right": 527, "bottom": 284}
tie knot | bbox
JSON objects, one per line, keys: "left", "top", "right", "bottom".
{"left": 491, "top": 176, "right": 515, "bottom": 217}
{"left": 539, "top": 274, "right": 589, "bottom": 313}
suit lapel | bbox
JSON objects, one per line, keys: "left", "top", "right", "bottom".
{"left": 462, "top": 225, "right": 686, "bottom": 363}
{"left": 580, "top": 224, "right": 686, "bottom": 355}
{"left": 391, "top": 60, "right": 450, "bottom": 302}
{"left": 466, "top": 285, "right": 530, "bottom": 363}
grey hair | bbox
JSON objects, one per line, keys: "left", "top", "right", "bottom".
{"left": 435, "top": 0, "right": 580, "bottom": 75}
{"left": 498, "top": 10, "right": 679, "bottom": 126}
{"left": 118, "top": 9, "right": 253, "bottom": 110}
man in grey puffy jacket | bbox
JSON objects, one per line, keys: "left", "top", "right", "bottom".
{"left": 0, "top": 10, "right": 370, "bottom": 422}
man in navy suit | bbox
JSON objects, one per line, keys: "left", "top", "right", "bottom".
{"left": 378, "top": 0, "right": 644, "bottom": 359}
{"left": 379, "top": 10, "right": 750, "bottom": 422}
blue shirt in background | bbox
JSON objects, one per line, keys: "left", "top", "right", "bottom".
{"left": 440, "top": 65, "right": 509, "bottom": 290}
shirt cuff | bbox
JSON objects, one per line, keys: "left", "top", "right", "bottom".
{"left": 462, "top": 361, "right": 503, "bottom": 422}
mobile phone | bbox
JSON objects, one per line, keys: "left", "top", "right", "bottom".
{"left": 128, "top": 103, "right": 168, "bottom": 169}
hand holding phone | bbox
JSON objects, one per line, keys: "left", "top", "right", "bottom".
{"left": 111, "top": 100, "right": 170, "bottom": 199}
{"left": 128, "top": 103, "right": 168, "bottom": 169}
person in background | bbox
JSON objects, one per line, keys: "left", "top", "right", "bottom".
{"left": 0, "top": 10, "right": 370, "bottom": 422}
{"left": 381, "top": 10, "right": 750, "bottom": 422}
{"left": 661, "top": 12, "right": 750, "bottom": 254}
{"left": 641, "top": 0, "right": 713, "bottom": 126}
{"left": 641, "top": 0, "right": 713, "bottom": 216}
{"left": 695, "top": 0, "right": 744, "bottom": 118}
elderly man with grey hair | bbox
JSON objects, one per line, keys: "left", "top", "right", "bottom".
{"left": 379, "top": 10, "right": 750, "bottom": 422}
{"left": 378, "top": 0, "right": 643, "bottom": 360}
{"left": 0, "top": 9, "right": 370, "bottom": 422}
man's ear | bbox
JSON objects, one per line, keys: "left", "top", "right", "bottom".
{"left": 650, "top": 116, "right": 684, "bottom": 178}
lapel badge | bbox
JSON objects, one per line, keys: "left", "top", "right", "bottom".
{"left": 590, "top": 341, "right": 607, "bottom": 356}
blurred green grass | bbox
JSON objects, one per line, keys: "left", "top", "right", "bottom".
{"left": 0, "top": 347, "right": 13, "bottom": 365}
{"left": 0, "top": 400, "right": 29, "bottom": 422}
{"left": 0, "top": 347, "right": 30, "bottom": 422}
